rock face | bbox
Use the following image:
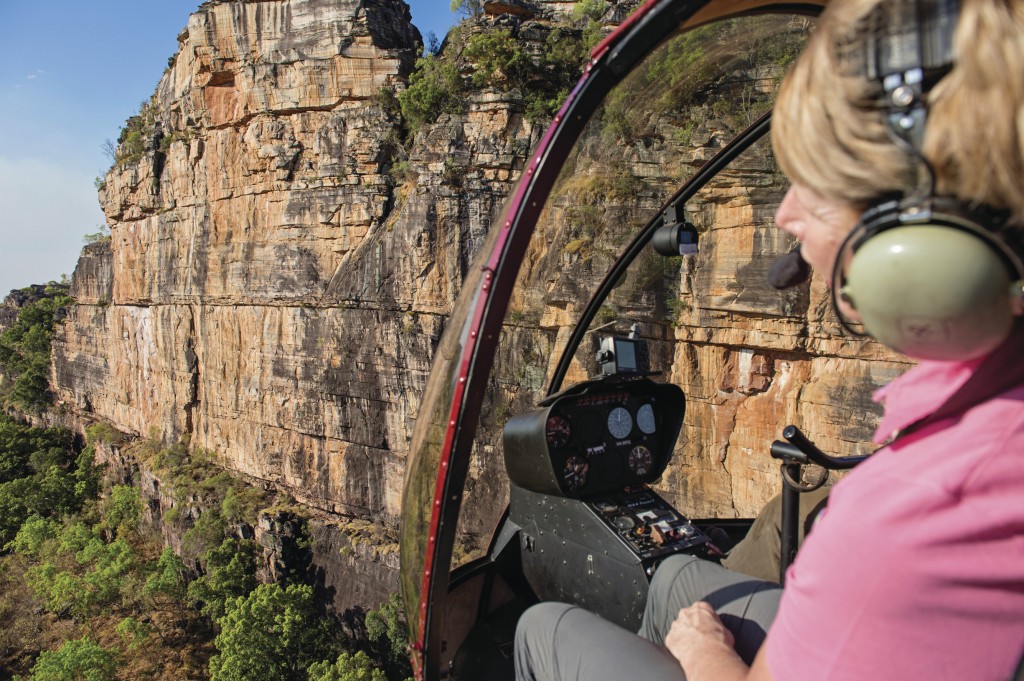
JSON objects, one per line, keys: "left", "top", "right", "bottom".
{"left": 52, "top": 0, "right": 908, "bottom": 612}
{"left": 53, "top": 0, "right": 551, "bottom": 608}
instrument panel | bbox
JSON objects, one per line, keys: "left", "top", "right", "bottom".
{"left": 589, "top": 487, "right": 710, "bottom": 560}
{"left": 503, "top": 378, "right": 686, "bottom": 498}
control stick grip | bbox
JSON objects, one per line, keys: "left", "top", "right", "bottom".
{"left": 783, "top": 425, "right": 869, "bottom": 470}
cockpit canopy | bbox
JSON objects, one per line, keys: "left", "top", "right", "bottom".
{"left": 394, "top": 2, "right": 896, "bottom": 679}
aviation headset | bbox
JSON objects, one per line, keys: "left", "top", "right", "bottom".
{"left": 828, "top": 0, "right": 1024, "bottom": 360}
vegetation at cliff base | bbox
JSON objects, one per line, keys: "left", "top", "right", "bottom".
{"left": 0, "top": 284, "right": 73, "bottom": 413}
{"left": 0, "top": 414, "right": 98, "bottom": 547}
{"left": 209, "top": 582, "right": 332, "bottom": 681}
{"left": 0, "top": 423, "right": 413, "bottom": 680}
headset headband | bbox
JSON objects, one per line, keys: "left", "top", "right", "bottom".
{"left": 862, "top": 0, "right": 958, "bottom": 152}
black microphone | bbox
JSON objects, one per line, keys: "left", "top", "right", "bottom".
{"left": 767, "top": 246, "right": 811, "bottom": 290}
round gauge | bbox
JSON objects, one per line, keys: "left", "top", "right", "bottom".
{"left": 546, "top": 414, "right": 572, "bottom": 449}
{"left": 562, "top": 456, "right": 589, "bottom": 492}
{"left": 607, "top": 406, "right": 633, "bottom": 440}
{"left": 613, "top": 515, "right": 635, "bottom": 530}
{"left": 636, "top": 403, "right": 656, "bottom": 435}
{"left": 628, "top": 445, "right": 654, "bottom": 476}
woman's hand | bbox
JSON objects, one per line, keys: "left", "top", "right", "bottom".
{"left": 665, "top": 602, "right": 737, "bottom": 671}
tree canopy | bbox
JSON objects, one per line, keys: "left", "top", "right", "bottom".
{"left": 209, "top": 583, "right": 333, "bottom": 681}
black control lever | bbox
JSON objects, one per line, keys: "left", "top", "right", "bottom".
{"left": 770, "top": 425, "right": 872, "bottom": 585}
{"left": 782, "top": 425, "right": 870, "bottom": 470}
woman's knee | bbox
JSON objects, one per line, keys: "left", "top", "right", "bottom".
{"left": 516, "top": 602, "right": 575, "bottom": 649}
{"left": 514, "top": 602, "right": 578, "bottom": 681}
{"left": 648, "top": 554, "right": 703, "bottom": 601}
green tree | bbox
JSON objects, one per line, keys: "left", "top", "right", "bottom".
{"left": 6, "top": 514, "right": 59, "bottom": 557}
{"left": 0, "top": 417, "right": 95, "bottom": 546}
{"left": 364, "top": 593, "right": 413, "bottom": 681}
{"left": 449, "top": 0, "right": 482, "bottom": 17}
{"left": 143, "top": 547, "right": 187, "bottom": 605}
{"left": 26, "top": 531, "right": 137, "bottom": 620}
{"left": 209, "top": 583, "right": 332, "bottom": 681}
{"left": 115, "top": 617, "right": 154, "bottom": 652}
{"left": 463, "top": 30, "right": 529, "bottom": 89}
{"left": 307, "top": 651, "right": 386, "bottom": 681}
{"left": 25, "top": 637, "right": 119, "bottom": 681}
{"left": 186, "top": 538, "right": 258, "bottom": 621}
{"left": 181, "top": 508, "right": 228, "bottom": 561}
{"left": 398, "top": 55, "right": 463, "bottom": 133}
{"left": 98, "top": 485, "right": 143, "bottom": 540}
{"left": 0, "top": 285, "right": 73, "bottom": 412}
{"left": 188, "top": 536, "right": 260, "bottom": 622}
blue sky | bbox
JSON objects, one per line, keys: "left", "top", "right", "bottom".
{"left": 0, "top": 1, "right": 456, "bottom": 297}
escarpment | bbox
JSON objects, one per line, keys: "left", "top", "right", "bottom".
{"left": 50, "top": 0, "right": 909, "bottom": 612}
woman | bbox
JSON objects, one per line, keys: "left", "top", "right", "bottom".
{"left": 515, "top": 0, "right": 1024, "bottom": 679}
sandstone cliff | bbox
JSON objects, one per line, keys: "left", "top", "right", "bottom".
{"left": 50, "top": 0, "right": 908, "bottom": 613}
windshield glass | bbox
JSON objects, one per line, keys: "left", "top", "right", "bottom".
{"left": 399, "top": 8, "right": 822, "bottom": 654}
{"left": 448, "top": 14, "right": 813, "bottom": 566}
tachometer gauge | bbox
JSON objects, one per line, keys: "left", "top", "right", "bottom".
{"left": 562, "top": 456, "right": 589, "bottom": 492}
{"left": 546, "top": 414, "right": 572, "bottom": 449}
{"left": 628, "top": 445, "right": 654, "bottom": 476}
{"left": 636, "top": 403, "right": 656, "bottom": 435}
{"left": 607, "top": 406, "right": 633, "bottom": 439}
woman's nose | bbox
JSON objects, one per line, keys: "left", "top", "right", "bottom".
{"left": 774, "top": 187, "right": 803, "bottom": 238}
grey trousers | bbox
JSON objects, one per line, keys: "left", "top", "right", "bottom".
{"left": 514, "top": 554, "right": 782, "bottom": 681}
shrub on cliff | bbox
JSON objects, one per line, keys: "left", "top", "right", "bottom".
{"left": 114, "top": 100, "right": 159, "bottom": 167}
{"left": 0, "top": 284, "right": 73, "bottom": 413}
{"left": 463, "top": 30, "right": 530, "bottom": 90}
{"left": 398, "top": 54, "right": 464, "bottom": 133}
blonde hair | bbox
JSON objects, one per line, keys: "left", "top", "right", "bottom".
{"left": 772, "top": 0, "right": 1024, "bottom": 224}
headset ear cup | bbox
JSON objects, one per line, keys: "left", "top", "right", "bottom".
{"left": 842, "top": 224, "right": 1016, "bottom": 360}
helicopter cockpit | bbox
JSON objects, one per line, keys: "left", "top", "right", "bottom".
{"left": 397, "top": 1, "right": 906, "bottom": 679}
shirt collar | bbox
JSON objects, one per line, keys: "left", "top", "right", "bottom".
{"left": 871, "top": 357, "right": 982, "bottom": 444}
{"left": 871, "top": 320, "right": 1024, "bottom": 444}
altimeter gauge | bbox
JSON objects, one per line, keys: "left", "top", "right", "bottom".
{"left": 636, "top": 403, "right": 656, "bottom": 434}
{"left": 628, "top": 445, "right": 654, "bottom": 476}
{"left": 607, "top": 406, "right": 633, "bottom": 439}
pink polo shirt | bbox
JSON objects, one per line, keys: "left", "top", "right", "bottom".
{"left": 765, "top": 353, "right": 1024, "bottom": 680}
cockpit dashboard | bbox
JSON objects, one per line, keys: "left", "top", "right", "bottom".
{"left": 503, "top": 376, "right": 685, "bottom": 498}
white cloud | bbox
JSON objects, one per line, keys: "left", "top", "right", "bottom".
{"left": 0, "top": 156, "right": 105, "bottom": 296}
